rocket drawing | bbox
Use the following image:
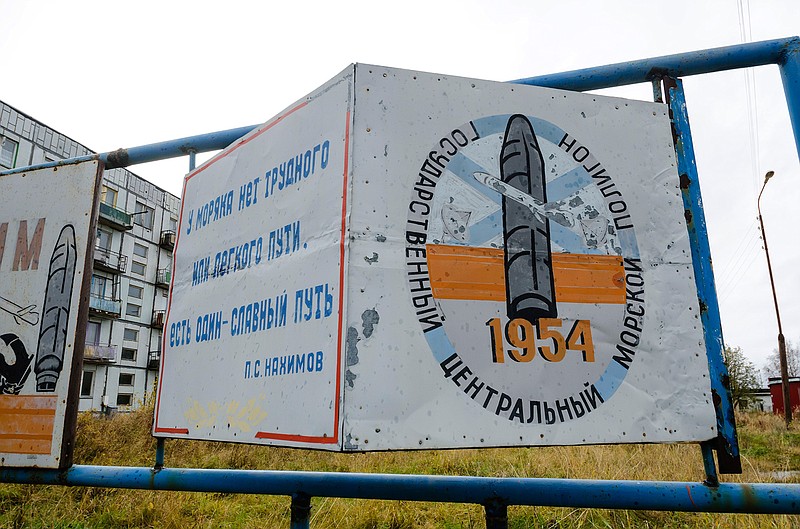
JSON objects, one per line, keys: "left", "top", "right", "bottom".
{"left": 499, "top": 114, "right": 557, "bottom": 321}
{"left": 34, "top": 225, "right": 77, "bottom": 392}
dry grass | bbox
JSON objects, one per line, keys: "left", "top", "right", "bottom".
{"left": 1, "top": 405, "right": 799, "bottom": 528}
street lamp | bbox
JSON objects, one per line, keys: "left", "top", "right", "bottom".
{"left": 758, "top": 170, "right": 791, "bottom": 426}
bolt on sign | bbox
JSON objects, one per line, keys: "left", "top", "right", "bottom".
{"left": 0, "top": 160, "right": 101, "bottom": 468}
{"left": 154, "top": 65, "right": 717, "bottom": 450}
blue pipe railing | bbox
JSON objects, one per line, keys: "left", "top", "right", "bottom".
{"left": 2, "top": 465, "right": 799, "bottom": 514}
{"left": 512, "top": 37, "right": 799, "bottom": 90}
{"left": 2, "top": 37, "right": 797, "bottom": 179}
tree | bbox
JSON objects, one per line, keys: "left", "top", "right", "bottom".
{"left": 723, "top": 345, "right": 760, "bottom": 410}
{"left": 762, "top": 339, "right": 799, "bottom": 381}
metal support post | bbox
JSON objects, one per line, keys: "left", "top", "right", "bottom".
{"left": 778, "top": 39, "right": 800, "bottom": 161}
{"left": 664, "top": 76, "right": 741, "bottom": 474}
{"left": 290, "top": 493, "right": 311, "bottom": 529}
{"left": 154, "top": 438, "right": 165, "bottom": 470}
{"left": 700, "top": 442, "right": 719, "bottom": 487}
{"left": 652, "top": 79, "right": 664, "bottom": 103}
{"left": 484, "top": 499, "right": 508, "bottom": 529}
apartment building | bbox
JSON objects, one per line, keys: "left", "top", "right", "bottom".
{"left": 1, "top": 100, "right": 179, "bottom": 412}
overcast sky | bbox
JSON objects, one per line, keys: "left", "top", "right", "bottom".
{"left": 1, "top": 0, "right": 797, "bottom": 374}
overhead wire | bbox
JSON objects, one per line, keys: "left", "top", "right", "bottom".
{"left": 716, "top": 220, "right": 762, "bottom": 301}
{"left": 715, "top": 0, "right": 765, "bottom": 305}
{"left": 737, "top": 0, "right": 762, "bottom": 197}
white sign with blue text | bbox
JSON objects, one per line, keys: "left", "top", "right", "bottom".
{"left": 154, "top": 69, "right": 352, "bottom": 448}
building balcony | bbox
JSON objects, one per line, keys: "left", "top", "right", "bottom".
{"left": 156, "top": 268, "right": 171, "bottom": 288}
{"left": 84, "top": 343, "right": 117, "bottom": 364}
{"left": 89, "top": 294, "right": 121, "bottom": 317}
{"left": 93, "top": 246, "right": 128, "bottom": 274}
{"left": 98, "top": 202, "right": 133, "bottom": 231}
{"left": 160, "top": 230, "right": 176, "bottom": 251}
{"left": 152, "top": 310, "right": 165, "bottom": 329}
{"left": 147, "top": 350, "right": 161, "bottom": 370}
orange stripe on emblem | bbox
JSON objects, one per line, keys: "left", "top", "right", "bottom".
{"left": 426, "top": 244, "right": 625, "bottom": 304}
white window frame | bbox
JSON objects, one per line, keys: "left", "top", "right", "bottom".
{"left": 131, "top": 261, "right": 146, "bottom": 276}
{"left": 123, "top": 328, "right": 139, "bottom": 342}
{"left": 101, "top": 186, "right": 118, "bottom": 207}
{"left": 1, "top": 136, "right": 18, "bottom": 168}
{"left": 125, "top": 303, "right": 141, "bottom": 318}
{"left": 80, "top": 370, "right": 94, "bottom": 397}
{"left": 121, "top": 347, "right": 137, "bottom": 361}
{"left": 128, "top": 284, "right": 144, "bottom": 299}
{"left": 133, "top": 243, "right": 148, "bottom": 258}
{"left": 134, "top": 202, "right": 154, "bottom": 229}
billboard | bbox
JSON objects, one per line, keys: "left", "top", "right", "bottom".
{"left": 0, "top": 160, "right": 101, "bottom": 468}
{"left": 154, "top": 65, "right": 717, "bottom": 450}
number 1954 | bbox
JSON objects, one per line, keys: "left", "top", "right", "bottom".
{"left": 485, "top": 317, "right": 595, "bottom": 364}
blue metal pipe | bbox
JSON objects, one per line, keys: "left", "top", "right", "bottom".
{"left": 779, "top": 39, "right": 800, "bottom": 161}
{"left": 2, "top": 37, "right": 797, "bottom": 180}
{"left": 0, "top": 154, "right": 98, "bottom": 175}
{"left": 669, "top": 78, "right": 741, "bottom": 474}
{"left": 512, "top": 37, "right": 799, "bottom": 91}
{"left": 99, "top": 125, "right": 258, "bottom": 169}
{"left": 0, "top": 126, "right": 259, "bottom": 177}
{"left": 1, "top": 465, "right": 798, "bottom": 514}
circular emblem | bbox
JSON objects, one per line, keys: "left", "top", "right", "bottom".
{"left": 405, "top": 114, "right": 644, "bottom": 425}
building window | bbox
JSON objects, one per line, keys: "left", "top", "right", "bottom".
{"left": 80, "top": 370, "right": 94, "bottom": 397}
{"left": 116, "top": 393, "right": 133, "bottom": 406}
{"left": 101, "top": 186, "right": 118, "bottom": 207}
{"left": 131, "top": 261, "right": 146, "bottom": 276}
{"left": 119, "top": 373, "right": 135, "bottom": 386}
{"left": 91, "top": 274, "right": 116, "bottom": 299}
{"left": 134, "top": 202, "right": 154, "bottom": 229}
{"left": 125, "top": 303, "right": 141, "bottom": 318}
{"left": 128, "top": 284, "right": 143, "bottom": 299}
{"left": 86, "top": 321, "right": 101, "bottom": 345}
{"left": 133, "top": 243, "right": 148, "bottom": 259}
{"left": 96, "top": 228, "right": 112, "bottom": 250}
{"left": 169, "top": 217, "right": 178, "bottom": 232}
{"left": 121, "top": 347, "right": 137, "bottom": 361}
{"left": 1, "top": 137, "right": 18, "bottom": 168}
{"left": 123, "top": 328, "right": 139, "bottom": 342}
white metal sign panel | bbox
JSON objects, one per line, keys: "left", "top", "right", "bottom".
{"left": 155, "top": 64, "right": 716, "bottom": 451}
{"left": 0, "top": 160, "right": 100, "bottom": 468}
{"left": 153, "top": 68, "right": 353, "bottom": 448}
{"left": 341, "top": 65, "right": 716, "bottom": 450}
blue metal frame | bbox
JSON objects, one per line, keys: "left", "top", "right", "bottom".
{"left": 666, "top": 76, "right": 741, "bottom": 474}
{"left": 3, "top": 36, "right": 800, "bottom": 526}
{"left": 2, "top": 465, "right": 799, "bottom": 514}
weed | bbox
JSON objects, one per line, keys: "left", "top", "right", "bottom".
{"left": 1, "top": 406, "right": 800, "bottom": 527}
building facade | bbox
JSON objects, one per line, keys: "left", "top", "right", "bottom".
{"left": 1, "top": 100, "right": 179, "bottom": 412}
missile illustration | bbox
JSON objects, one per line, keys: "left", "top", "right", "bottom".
{"left": 0, "top": 296, "right": 39, "bottom": 326}
{"left": 34, "top": 225, "right": 77, "bottom": 392}
{"left": 498, "top": 114, "right": 557, "bottom": 321}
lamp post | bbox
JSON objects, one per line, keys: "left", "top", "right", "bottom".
{"left": 758, "top": 170, "right": 791, "bottom": 426}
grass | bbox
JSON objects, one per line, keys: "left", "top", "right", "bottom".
{"left": 1, "top": 405, "right": 799, "bottom": 528}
